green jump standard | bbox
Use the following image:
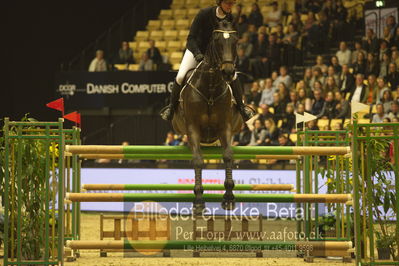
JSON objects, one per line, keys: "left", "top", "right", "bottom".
{"left": 66, "top": 193, "right": 351, "bottom": 203}
{"left": 66, "top": 240, "right": 352, "bottom": 251}
{"left": 82, "top": 184, "right": 295, "bottom": 191}
{"left": 66, "top": 145, "right": 350, "bottom": 156}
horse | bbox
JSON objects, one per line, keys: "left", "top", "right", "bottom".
{"left": 172, "top": 20, "right": 243, "bottom": 214}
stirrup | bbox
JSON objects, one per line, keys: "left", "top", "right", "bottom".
{"left": 160, "top": 105, "right": 173, "bottom": 121}
{"left": 240, "top": 105, "right": 255, "bottom": 122}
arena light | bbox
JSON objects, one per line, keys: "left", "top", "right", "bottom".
{"left": 375, "top": 0, "right": 385, "bottom": 7}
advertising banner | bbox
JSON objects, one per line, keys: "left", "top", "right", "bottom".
{"left": 55, "top": 71, "right": 175, "bottom": 109}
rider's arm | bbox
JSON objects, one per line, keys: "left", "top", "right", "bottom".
{"left": 187, "top": 9, "right": 205, "bottom": 58}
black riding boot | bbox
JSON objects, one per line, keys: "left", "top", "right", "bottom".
{"left": 160, "top": 80, "right": 182, "bottom": 121}
{"left": 231, "top": 79, "right": 255, "bottom": 122}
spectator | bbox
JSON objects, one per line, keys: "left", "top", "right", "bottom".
{"left": 386, "top": 63, "right": 399, "bottom": 91}
{"left": 179, "top": 135, "right": 189, "bottom": 146}
{"left": 278, "top": 133, "right": 294, "bottom": 147}
{"left": 277, "top": 82, "right": 290, "bottom": 104}
{"left": 259, "top": 78, "right": 275, "bottom": 106}
{"left": 272, "top": 92, "right": 286, "bottom": 122}
{"left": 283, "top": 24, "right": 299, "bottom": 46}
{"left": 263, "top": 118, "right": 279, "bottom": 145}
{"left": 365, "top": 53, "right": 379, "bottom": 77}
{"left": 232, "top": 124, "right": 251, "bottom": 146}
{"left": 311, "top": 88, "right": 325, "bottom": 116}
{"left": 365, "top": 74, "right": 377, "bottom": 104}
{"left": 352, "top": 52, "right": 366, "bottom": 75}
{"left": 117, "top": 41, "right": 134, "bottom": 64}
{"left": 317, "top": 91, "right": 337, "bottom": 119}
{"left": 274, "top": 66, "right": 293, "bottom": 89}
{"left": 309, "top": 67, "right": 325, "bottom": 90}
{"left": 139, "top": 53, "right": 154, "bottom": 71}
{"left": 336, "top": 42, "right": 351, "bottom": 66}
{"left": 265, "top": 1, "right": 282, "bottom": 28}
{"left": 248, "top": 3, "right": 263, "bottom": 28}
{"left": 372, "top": 103, "right": 388, "bottom": 123}
{"left": 327, "top": 66, "right": 340, "bottom": 86}
{"left": 376, "top": 78, "right": 390, "bottom": 103}
{"left": 362, "top": 29, "right": 379, "bottom": 54}
{"left": 282, "top": 24, "right": 299, "bottom": 66}
{"left": 391, "top": 27, "right": 399, "bottom": 49}
{"left": 247, "top": 24, "right": 259, "bottom": 44}
{"left": 248, "top": 119, "right": 267, "bottom": 146}
{"left": 258, "top": 104, "right": 275, "bottom": 124}
{"left": 165, "top": 131, "right": 179, "bottom": 146}
{"left": 306, "top": 0, "right": 321, "bottom": 13}
{"left": 312, "top": 80, "right": 324, "bottom": 93}
{"left": 378, "top": 40, "right": 390, "bottom": 62}
{"left": 288, "top": 89, "right": 299, "bottom": 109}
{"left": 331, "top": 0, "right": 348, "bottom": 42}
{"left": 392, "top": 51, "right": 399, "bottom": 68}
{"left": 338, "top": 64, "right": 355, "bottom": 95}
{"left": 324, "top": 76, "right": 339, "bottom": 93}
{"left": 380, "top": 89, "right": 393, "bottom": 113}
{"left": 281, "top": 103, "right": 296, "bottom": 133}
{"left": 388, "top": 101, "right": 399, "bottom": 120}
{"left": 386, "top": 15, "right": 398, "bottom": 37}
{"left": 238, "top": 33, "right": 253, "bottom": 58}
{"left": 265, "top": 34, "right": 281, "bottom": 72}
{"left": 88, "top": 50, "right": 108, "bottom": 72}
{"left": 237, "top": 14, "right": 249, "bottom": 38}
{"left": 289, "top": 12, "right": 303, "bottom": 32}
{"left": 236, "top": 48, "right": 250, "bottom": 83}
{"left": 330, "top": 56, "right": 342, "bottom": 73}
{"left": 383, "top": 27, "right": 393, "bottom": 47}
{"left": 379, "top": 52, "right": 391, "bottom": 78}
{"left": 246, "top": 81, "right": 262, "bottom": 106}
{"left": 335, "top": 91, "right": 350, "bottom": 118}
{"left": 349, "top": 73, "right": 367, "bottom": 103}
{"left": 274, "top": 24, "right": 285, "bottom": 44}
{"left": 351, "top": 41, "right": 366, "bottom": 65}
{"left": 297, "top": 87, "right": 308, "bottom": 105}
{"left": 250, "top": 33, "right": 270, "bottom": 78}
{"left": 146, "top": 40, "right": 163, "bottom": 66}
{"left": 303, "top": 67, "right": 313, "bottom": 89}
{"left": 252, "top": 33, "right": 268, "bottom": 58}
{"left": 271, "top": 71, "right": 279, "bottom": 88}
{"left": 313, "top": 55, "right": 327, "bottom": 71}
{"left": 306, "top": 120, "right": 319, "bottom": 130}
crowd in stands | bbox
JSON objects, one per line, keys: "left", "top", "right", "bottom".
{"left": 89, "top": 0, "right": 399, "bottom": 165}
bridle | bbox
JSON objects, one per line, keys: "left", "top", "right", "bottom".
{"left": 207, "top": 29, "right": 238, "bottom": 69}
{"left": 184, "top": 28, "right": 238, "bottom": 107}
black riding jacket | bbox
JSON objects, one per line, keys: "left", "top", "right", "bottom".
{"left": 187, "top": 6, "right": 234, "bottom": 57}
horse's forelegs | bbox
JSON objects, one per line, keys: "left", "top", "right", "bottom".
{"left": 220, "top": 127, "right": 235, "bottom": 211}
{"left": 188, "top": 127, "right": 205, "bottom": 215}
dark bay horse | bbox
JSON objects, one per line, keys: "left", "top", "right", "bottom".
{"left": 172, "top": 21, "right": 243, "bottom": 214}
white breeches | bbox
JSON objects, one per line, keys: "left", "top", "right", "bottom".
{"left": 175, "top": 49, "right": 237, "bottom": 85}
{"left": 176, "top": 49, "right": 197, "bottom": 85}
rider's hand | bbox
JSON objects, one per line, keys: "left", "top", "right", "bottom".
{"left": 195, "top": 53, "right": 204, "bottom": 62}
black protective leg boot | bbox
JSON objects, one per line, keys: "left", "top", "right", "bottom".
{"left": 231, "top": 79, "right": 255, "bottom": 122}
{"left": 160, "top": 80, "right": 182, "bottom": 121}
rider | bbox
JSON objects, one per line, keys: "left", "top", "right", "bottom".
{"left": 160, "top": 0, "right": 255, "bottom": 122}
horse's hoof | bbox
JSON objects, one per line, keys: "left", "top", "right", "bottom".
{"left": 221, "top": 200, "right": 236, "bottom": 211}
{"left": 193, "top": 202, "right": 205, "bottom": 216}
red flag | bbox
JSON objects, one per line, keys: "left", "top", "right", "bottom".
{"left": 46, "top": 98, "right": 64, "bottom": 114}
{"left": 63, "top": 111, "right": 81, "bottom": 126}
